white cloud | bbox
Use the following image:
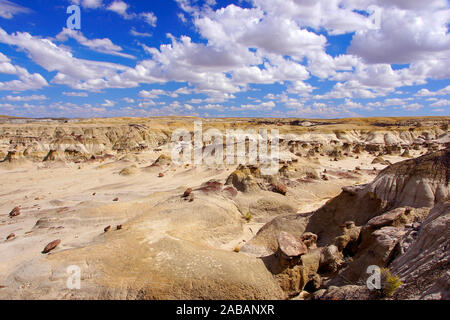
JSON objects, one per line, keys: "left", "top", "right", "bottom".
{"left": 123, "top": 97, "right": 134, "bottom": 103}
{"left": 178, "top": 12, "right": 187, "bottom": 23}
{"left": 415, "top": 86, "right": 450, "bottom": 96}
{"left": 139, "top": 89, "right": 167, "bottom": 99}
{"left": 63, "top": 91, "right": 89, "bottom": 97}
{"left": 81, "top": 0, "right": 103, "bottom": 9}
{"left": 402, "top": 103, "right": 423, "bottom": 111}
{"left": 198, "top": 104, "right": 226, "bottom": 112}
{"left": 383, "top": 98, "right": 407, "bottom": 106}
{"left": 56, "top": 28, "right": 136, "bottom": 59}
{"left": 102, "top": 99, "right": 115, "bottom": 107}
{"left": 240, "top": 101, "right": 275, "bottom": 111}
{"left": 141, "top": 12, "right": 157, "bottom": 27}
{"left": 0, "top": 52, "right": 48, "bottom": 91}
{"left": 348, "top": 4, "right": 450, "bottom": 67}
{"left": 0, "top": 27, "right": 138, "bottom": 91}
{"left": 430, "top": 99, "right": 450, "bottom": 107}
{"left": 107, "top": 1, "right": 130, "bottom": 18}
{"left": 130, "top": 28, "right": 152, "bottom": 37}
{"left": 0, "top": 0, "right": 30, "bottom": 19}
{"left": 5, "top": 94, "right": 47, "bottom": 101}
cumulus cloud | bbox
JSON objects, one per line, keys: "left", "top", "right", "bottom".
{"left": 0, "top": 52, "right": 48, "bottom": 91}
{"left": 0, "top": 27, "right": 136, "bottom": 91}
{"left": 107, "top": 1, "right": 130, "bottom": 18}
{"left": 349, "top": 6, "right": 450, "bottom": 65}
{"left": 2, "top": 0, "right": 450, "bottom": 116}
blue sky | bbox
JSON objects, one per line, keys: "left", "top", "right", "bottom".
{"left": 0, "top": 0, "right": 449, "bottom": 118}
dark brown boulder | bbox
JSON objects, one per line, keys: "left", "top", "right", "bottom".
{"left": 104, "top": 226, "right": 111, "bottom": 233}
{"left": 6, "top": 233, "right": 15, "bottom": 241}
{"left": 9, "top": 206, "right": 21, "bottom": 218}
{"left": 42, "top": 239, "right": 61, "bottom": 254}
{"left": 271, "top": 183, "right": 288, "bottom": 196}
{"left": 182, "top": 188, "right": 192, "bottom": 198}
{"left": 113, "top": 197, "right": 119, "bottom": 202}
{"left": 116, "top": 225, "right": 122, "bottom": 230}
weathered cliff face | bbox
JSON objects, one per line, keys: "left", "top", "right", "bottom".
{"left": 366, "top": 149, "right": 449, "bottom": 208}
{"left": 306, "top": 149, "right": 449, "bottom": 299}
{"left": 0, "top": 124, "right": 170, "bottom": 163}
{"left": 390, "top": 201, "right": 450, "bottom": 300}
{"left": 0, "top": 117, "right": 448, "bottom": 165}
{"left": 241, "top": 147, "right": 449, "bottom": 299}
{"left": 304, "top": 149, "right": 449, "bottom": 246}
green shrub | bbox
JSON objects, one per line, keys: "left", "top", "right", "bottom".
{"left": 381, "top": 268, "right": 403, "bottom": 297}
{"left": 243, "top": 212, "right": 252, "bottom": 222}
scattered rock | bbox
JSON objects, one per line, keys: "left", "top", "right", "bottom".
{"left": 334, "top": 221, "right": 361, "bottom": 253}
{"left": 182, "top": 188, "right": 192, "bottom": 198}
{"left": 116, "top": 225, "right": 122, "bottom": 230}
{"left": 277, "top": 231, "right": 307, "bottom": 263}
{"left": 150, "top": 154, "right": 172, "bottom": 167}
{"left": 271, "top": 183, "right": 288, "bottom": 196}
{"left": 113, "top": 197, "right": 119, "bottom": 202}
{"left": 301, "top": 232, "right": 318, "bottom": 249}
{"left": 9, "top": 206, "right": 21, "bottom": 218}
{"left": 319, "top": 245, "right": 343, "bottom": 274}
{"left": 104, "top": 226, "right": 111, "bottom": 233}
{"left": 42, "top": 239, "right": 61, "bottom": 254}
{"left": 372, "top": 156, "right": 391, "bottom": 165}
{"left": 158, "top": 173, "right": 164, "bottom": 177}
{"left": 6, "top": 233, "right": 15, "bottom": 241}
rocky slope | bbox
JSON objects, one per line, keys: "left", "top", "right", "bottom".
{"left": 0, "top": 116, "right": 448, "bottom": 300}
{"left": 244, "top": 147, "right": 449, "bottom": 299}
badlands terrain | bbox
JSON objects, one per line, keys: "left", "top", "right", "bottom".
{"left": 0, "top": 116, "right": 448, "bottom": 300}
